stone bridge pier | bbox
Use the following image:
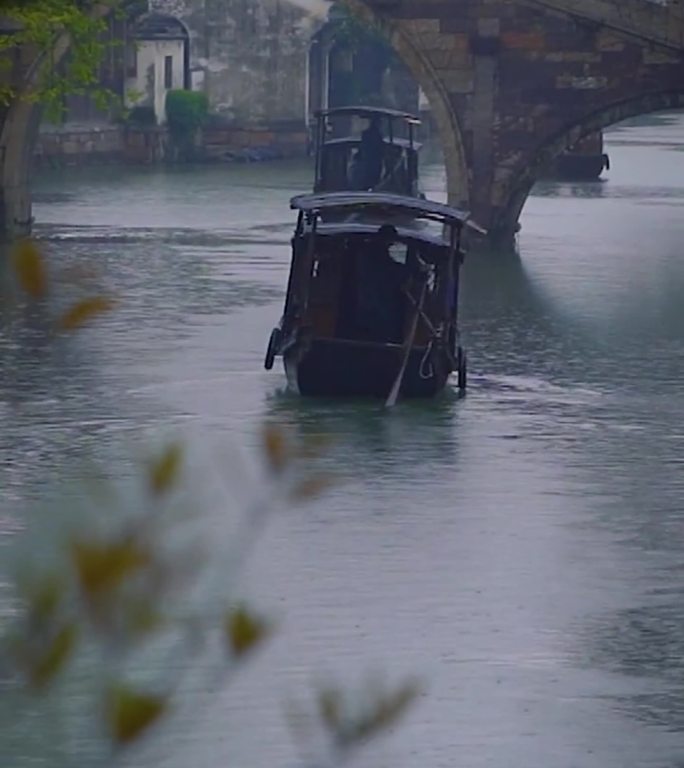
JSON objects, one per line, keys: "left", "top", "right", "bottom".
{"left": 353, "top": 0, "right": 684, "bottom": 240}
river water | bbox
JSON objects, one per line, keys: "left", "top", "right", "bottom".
{"left": 1, "top": 111, "right": 684, "bottom": 767}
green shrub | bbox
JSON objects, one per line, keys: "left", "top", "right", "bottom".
{"left": 165, "top": 89, "right": 209, "bottom": 147}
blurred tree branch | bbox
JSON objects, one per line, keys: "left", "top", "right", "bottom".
{"left": 0, "top": 237, "right": 423, "bottom": 765}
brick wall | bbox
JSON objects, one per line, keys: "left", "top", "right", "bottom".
{"left": 35, "top": 125, "right": 125, "bottom": 166}
{"left": 34, "top": 121, "right": 309, "bottom": 166}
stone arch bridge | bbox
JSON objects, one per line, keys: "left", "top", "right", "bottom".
{"left": 351, "top": 0, "right": 684, "bottom": 239}
{"left": 0, "top": 0, "right": 683, "bottom": 242}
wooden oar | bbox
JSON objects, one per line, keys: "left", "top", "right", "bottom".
{"left": 385, "top": 278, "right": 428, "bottom": 409}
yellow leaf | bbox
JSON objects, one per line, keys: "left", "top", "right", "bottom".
{"left": 225, "top": 605, "right": 271, "bottom": 658}
{"left": 148, "top": 443, "right": 183, "bottom": 496}
{"left": 11, "top": 239, "right": 47, "bottom": 299}
{"left": 262, "top": 424, "right": 289, "bottom": 473}
{"left": 70, "top": 536, "right": 151, "bottom": 599}
{"left": 57, "top": 296, "right": 116, "bottom": 331}
{"left": 106, "top": 685, "right": 167, "bottom": 746}
{"left": 28, "top": 623, "right": 78, "bottom": 690}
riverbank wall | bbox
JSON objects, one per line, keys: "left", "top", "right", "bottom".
{"left": 34, "top": 120, "right": 310, "bottom": 168}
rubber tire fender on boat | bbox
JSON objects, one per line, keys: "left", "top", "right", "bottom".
{"left": 264, "top": 327, "right": 281, "bottom": 370}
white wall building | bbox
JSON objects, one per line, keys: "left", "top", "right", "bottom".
{"left": 125, "top": 14, "right": 189, "bottom": 124}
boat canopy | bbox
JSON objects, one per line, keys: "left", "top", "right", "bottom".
{"left": 314, "top": 105, "right": 421, "bottom": 124}
{"left": 290, "top": 192, "right": 487, "bottom": 235}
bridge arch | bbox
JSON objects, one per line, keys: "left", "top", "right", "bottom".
{"left": 386, "top": 25, "right": 469, "bottom": 208}
{"left": 499, "top": 91, "right": 684, "bottom": 238}
{"left": 342, "top": 0, "right": 469, "bottom": 208}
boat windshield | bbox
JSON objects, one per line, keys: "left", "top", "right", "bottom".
{"left": 316, "top": 138, "right": 418, "bottom": 195}
{"left": 315, "top": 106, "right": 420, "bottom": 142}
{"left": 313, "top": 108, "right": 421, "bottom": 196}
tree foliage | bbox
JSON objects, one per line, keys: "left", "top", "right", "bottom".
{"left": 0, "top": 0, "right": 121, "bottom": 118}
{"left": 328, "top": 3, "right": 389, "bottom": 51}
{"left": 326, "top": 4, "right": 402, "bottom": 109}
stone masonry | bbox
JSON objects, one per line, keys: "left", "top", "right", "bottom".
{"left": 353, "top": 0, "right": 684, "bottom": 238}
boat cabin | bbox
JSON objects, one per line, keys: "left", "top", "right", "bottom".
{"left": 264, "top": 192, "right": 487, "bottom": 400}
{"left": 312, "top": 106, "right": 422, "bottom": 197}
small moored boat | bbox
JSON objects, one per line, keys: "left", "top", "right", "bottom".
{"left": 264, "top": 192, "right": 486, "bottom": 402}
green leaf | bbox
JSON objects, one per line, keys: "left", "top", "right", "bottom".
{"left": 0, "top": 0, "right": 119, "bottom": 113}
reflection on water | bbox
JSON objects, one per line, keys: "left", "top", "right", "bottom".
{"left": 266, "top": 390, "right": 464, "bottom": 487}
{"left": 533, "top": 179, "right": 609, "bottom": 200}
{"left": 1, "top": 112, "right": 684, "bottom": 767}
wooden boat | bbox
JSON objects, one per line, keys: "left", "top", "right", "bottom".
{"left": 312, "top": 106, "right": 423, "bottom": 197}
{"left": 263, "top": 192, "right": 486, "bottom": 401}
